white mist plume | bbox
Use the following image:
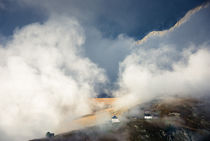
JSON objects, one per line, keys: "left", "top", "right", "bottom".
{"left": 114, "top": 46, "right": 210, "bottom": 108}
{"left": 114, "top": 4, "right": 210, "bottom": 109}
{"left": 0, "top": 17, "right": 106, "bottom": 140}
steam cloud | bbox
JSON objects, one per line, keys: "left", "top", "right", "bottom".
{"left": 114, "top": 4, "right": 210, "bottom": 109}
{"left": 114, "top": 46, "right": 210, "bottom": 108}
{"left": 0, "top": 17, "right": 106, "bottom": 140}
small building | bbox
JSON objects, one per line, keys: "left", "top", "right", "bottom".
{"left": 144, "top": 111, "right": 153, "bottom": 119}
{"left": 112, "top": 115, "right": 120, "bottom": 123}
{"left": 46, "top": 132, "right": 54, "bottom": 138}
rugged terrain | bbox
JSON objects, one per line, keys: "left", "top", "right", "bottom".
{"left": 30, "top": 97, "right": 210, "bottom": 141}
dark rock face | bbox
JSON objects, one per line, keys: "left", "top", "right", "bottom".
{"left": 30, "top": 97, "right": 210, "bottom": 141}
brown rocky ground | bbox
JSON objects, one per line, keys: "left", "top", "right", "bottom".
{"left": 30, "top": 97, "right": 210, "bottom": 141}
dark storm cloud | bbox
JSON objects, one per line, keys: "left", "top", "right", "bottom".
{"left": 0, "top": 0, "right": 46, "bottom": 36}
{"left": 18, "top": 0, "right": 207, "bottom": 39}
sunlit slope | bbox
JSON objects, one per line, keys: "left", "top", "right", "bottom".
{"left": 75, "top": 98, "right": 128, "bottom": 127}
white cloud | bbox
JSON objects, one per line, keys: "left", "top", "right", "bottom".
{"left": 115, "top": 46, "right": 210, "bottom": 107}
{"left": 114, "top": 4, "right": 210, "bottom": 109}
{"left": 0, "top": 17, "right": 106, "bottom": 140}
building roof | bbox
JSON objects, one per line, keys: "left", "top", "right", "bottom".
{"left": 144, "top": 113, "right": 152, "bottom": 116}
{"left": 112, "top": 115, "right": 118, "bottom": 119}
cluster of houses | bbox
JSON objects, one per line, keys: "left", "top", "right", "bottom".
{"left": 111, "top": 110, "right": 154, "bottom": 124}
{"left": 46, "top": 111, "right": 155, "bottom": 139}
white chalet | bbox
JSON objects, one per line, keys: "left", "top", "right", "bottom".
{"left": 112, "top": 115, "right": 120, "bottom": 123}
